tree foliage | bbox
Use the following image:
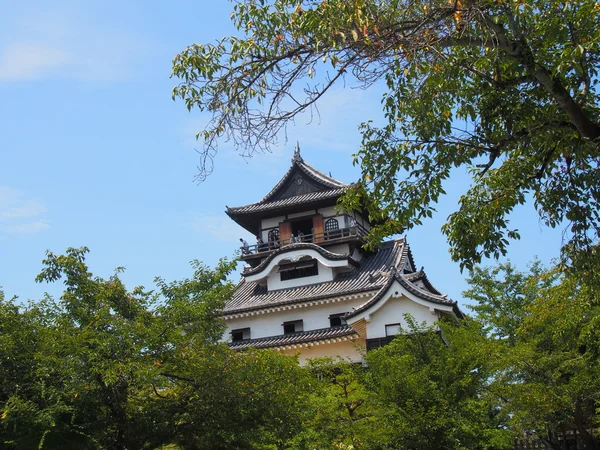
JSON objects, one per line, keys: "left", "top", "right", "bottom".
{"left": 172, "top": 0, "right": 600, "bottom": 270}
{"left": 290, "top": 359, "right": 391, "bottom": 450}
{"left": 0, "top": 248, "right": 309, "bottom": 450}
{"left": 3, "top": 249, "right": 600, "bottom": 448}
{"left": 366, "top": 317, "right": 511, "bottom": 450}
{"left": 465, "top": 261, "right": 600, "bottom": 449}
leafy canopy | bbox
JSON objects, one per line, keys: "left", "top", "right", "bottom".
{"left": 172, "top": 0, "right": 600, "bottom": 270}
{"left": 464, "top": 261, "right": 600, "bottom": 449}
{"left": 0, "top": 248, "right": 310, "bottom": 450}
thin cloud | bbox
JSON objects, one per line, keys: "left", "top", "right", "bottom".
{"left": 0, "top": 186, "right": 48, "bottom": 235}
{"left": 0, "top": 200, "right": 47, "bottom": 220}
{"left": 189, "top": 214, "right": 252, "bottom": 242}
{"left": 287, "top": 85, "right": 386, "bottom": 152}
{"left": 0, "top": 43, "right": 69, "bottom": 81}
{"left": 1, "top": 220, "right": 49, "bottom": 234}
{"left": 0, "top": 6, "right": 152, "bottom": 83}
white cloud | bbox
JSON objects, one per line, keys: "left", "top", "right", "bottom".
{"left": 0, "top": 186, "right": 48, "bottom": 235}
{"left": 0, "top": 43, "right": 69, "bottom": 81}
{"left": 286, "top": 84, "right": 386, "bottom": 152}
{"left": 189, "top": 214, "right": 252, "bottom": 242}
{"left": 0, "top": 220, "right": 49, "bottom": 234}
{"left": 0, "top": 6, "right": 151, "bottom": 83}
{"left": 0, "top": 200, "right": 47, "bottom": 220}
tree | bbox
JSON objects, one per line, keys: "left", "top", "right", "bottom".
{"left": 365, "top": 317, "right": 511, "bottom": 450}
{"left": 289, "top": 358, "right": 391, "bottom": 450}
{"left": 172, "top": 0, "right": 600, "bottom": 270}
{"left": 465, "top": 262, "right": 600, "bottom": 449}
{"left": 0, "top": 249, "right": 310, "bottom": 449}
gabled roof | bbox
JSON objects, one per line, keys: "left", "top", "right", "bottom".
{"left": 223, "top": 237, "right": 450, "bottom": 317}
{"left": 258, "top": 146, "right": 347, "bottom": 203}
{"left": 225, "top": 146, "right": 350, "bottom": 233}
{"left": 228, "top": 325, "right": 358, "bottom": 350}
{"left": 404, "top": 269, "right": 442, "bottom": 295}
{"left": 343, "top": 266, "right": 462, "bottom": 322}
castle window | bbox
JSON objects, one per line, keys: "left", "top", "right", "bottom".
{"left": 325, "top": 218, "right": 341, "bottom": 239}
{"left": 325, "top": 218, "right": 339, "bottom": 231}
{"left": 283, "top": 320, "right": 303, "bottom": 334}
{"left": 366, "top": 336, "right": 395, "bottom": 351}
{"left": 385, "top": 323, "right": 401, "bottom": 336}
{"left": 231, "top": 327, "right": 251, "bottom": 342}
{"left": 279, "top": 259, "right": 318, "bottom": 281}
{"left": 329, "top": 313, "right": 347, "bottom": 327}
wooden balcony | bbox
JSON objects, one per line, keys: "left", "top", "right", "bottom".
{"left": 240, "top": 225, "right": 367, "bottom": 264}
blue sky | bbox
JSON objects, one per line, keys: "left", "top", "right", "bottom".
{"left": 1, "top": 0, "right": 565, "bottom": 308}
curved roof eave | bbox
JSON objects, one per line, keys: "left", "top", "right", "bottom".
{"left": 242, "top": 242, "right": 359, "bottom": 277}
{"left": 344, "top": 270, "right": 457, "bottom": 321}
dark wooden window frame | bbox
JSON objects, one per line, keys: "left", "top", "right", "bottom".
{"left": 366, "top": 336, "right": 395, "bottom": 351}
{"left": 231, "top": 327, "right": 251, "bottom": 342}
{"left": 282, "top": 319, "right": 303, "bottom": 335}
{"left": 279, "top": 259, "right": 318, "bottom": 281}
{"left": 329, "top": 313, "right": 347, "bottom": 328}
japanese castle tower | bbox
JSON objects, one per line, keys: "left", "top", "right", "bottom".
{"left": 223, "top": 147, "right": 462, "bottom": 363}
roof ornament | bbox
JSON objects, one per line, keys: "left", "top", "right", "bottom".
{"left": 292, "top": 141, "right": 302, "bottom": 163}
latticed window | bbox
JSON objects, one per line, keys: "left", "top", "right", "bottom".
{"left": 324, "top": 218, "right": 339, "bottom": 232}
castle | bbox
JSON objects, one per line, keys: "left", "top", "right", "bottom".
{"left": 222, "top": 147, "right": 462, "bottom": 363}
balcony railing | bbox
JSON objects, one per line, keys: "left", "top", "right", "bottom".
{"left": 240, "top": 225, "right": 367, "bottom": 256}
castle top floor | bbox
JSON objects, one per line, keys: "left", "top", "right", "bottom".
{"left": 226, "top": 146, "right": 371, "bottom": 268}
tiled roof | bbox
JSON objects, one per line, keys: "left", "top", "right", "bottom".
{"left": 224, "top": 238, "right": 408, "bottom": 315}
{"left": 228, "top": 325, "right": 358, "bottom": 350}
{"left": 345, "top": 269, "right": 457, "bottom": 320}
{"left": 242, "top": 242, "right": 359, "bottom": 277}
{"left": 404, "top": 269, "right": 442, "bottom": 295}
{"left": 226, "top": 188, "right": 346, "bottom": 215}
{"left": 258, "top": 151, "right": 347, "bottom": 203}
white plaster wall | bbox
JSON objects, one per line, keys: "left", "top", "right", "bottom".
{"left": 327, "top": 243, "right": 350, "bottom": 255}
{"left": 287, "top": 210, "right": 315, "bottom": 219}
{"left": 224, "top": 296, "right": 369, "bottom": 340}
{"left": 267, "top": 264, "right": 333, "bottom": 290}
{"left": 280, "top": 340, "right": 365, "bottom": 364}
{"left": 261, "top": 216, "right": 285, "bottom": 230}
{"left": 350, "top": 247, "right": 364, "bottom": 262}
{"left": 317, "top": 206, "right": 338, "bottom": 217}
{"left": 365, "top": 295, "right": 438, "bottom": 339}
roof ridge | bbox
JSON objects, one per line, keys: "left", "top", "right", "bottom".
{"left": 345, "top": 269, "right": 455, "bottom": 320}
{"left": 257, "top": 150, "right": 346, "bottom": 204}
{"left": 394, "top": 273, "right": 452, "bottom": 303}
{"left": 298, "top": 159, "right": 347, "bottom": 188}
{"left": 404, "top": 267, "right": 443, "bottom": 295}
{"left": 223, "top": 286, "right": 380, "bottom": 315}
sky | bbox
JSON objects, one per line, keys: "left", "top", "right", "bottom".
{"left": 0, "top": 0, "right": 566, "bottom": 309}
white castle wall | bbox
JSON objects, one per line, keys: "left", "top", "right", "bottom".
{"left": 365, "top": 295, "right": 439, "bottom": 338}
{"left": 224, "top": 296, "right": 369, "bottom": 340}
